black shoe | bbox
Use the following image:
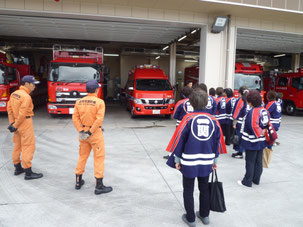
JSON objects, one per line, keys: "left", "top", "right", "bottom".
{"left": 95, "top": 178, "right": 113, "bottom": 195}
{"left": 24, "top": 167, "right": 43, "bottom": 180}
{"left": 75, "top": 174, "right": 85, "bottom": 190}
{"left": 14, "top": 163, "right": 25, "bottom": 175}
{"left": 163, "top": 155, "right": 170, "bottom": 159}
{"left": 232, "top": 152, "right": 243, "bottom": 158}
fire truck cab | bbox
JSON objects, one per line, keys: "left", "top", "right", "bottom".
{"left": 275, "top": 68, "right": 303, "bottom": 115}
{"left": 47, "top": 45, "right": 104, "bottom": 115}
{"left": 125, "top": 65, "right": 175, "bottom": 118}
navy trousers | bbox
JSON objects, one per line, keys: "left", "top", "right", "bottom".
{"left": 242, "top": 149, "right": 263, "bottom": 187}
{"left": 183, "top": 175, "right": 210, "bottom": 222}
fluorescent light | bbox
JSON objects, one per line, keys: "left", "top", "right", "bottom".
{"left": 155, "top": 56, "right": 160, "bottom": 60}
{"left": 185, "top": 60, "right": 198, "bottom": 63}
{"left": 162, "top": 46, "right": 169, "bottom": 50}
{"left": 0, "top": 50, "right": 6, "bottom": 54}
{"left": 178, "top": 35, "right": 187, "bottom": 42}
{"left": 191, "top": 30, "right": 197, "bottom": 34}
{"left": 104, "top": 54, "right": 119, "bottom": 57}
{"left": 274, "top": 54, "right": 286, "bottom": 58}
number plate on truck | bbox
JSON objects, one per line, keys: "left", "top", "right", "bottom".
{"left": 69, "top": 108, "right": 74, "bottom": 114}
{"left": 152, "top": 110, "right": 160, "bottom": 114}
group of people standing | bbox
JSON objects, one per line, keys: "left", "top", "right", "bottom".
{"left": 166, "top": 81, "right": 282, "bottom": 226}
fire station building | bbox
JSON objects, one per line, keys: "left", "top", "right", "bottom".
{"left": 0, "top": 0, "right": 302, "bottom": 92}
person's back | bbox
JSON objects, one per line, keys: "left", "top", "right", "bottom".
{"left": 265, "top": 91, "right": 282, "bottom": 131}
{"left": 173, "top": 86, "right": 193, "bottom": 126}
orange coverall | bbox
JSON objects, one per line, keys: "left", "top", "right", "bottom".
{"left": 72, "top": 93, "right": 105, "bottom": 178}
{"left": 7, "top": 86, "right": 35, "bottom": 169}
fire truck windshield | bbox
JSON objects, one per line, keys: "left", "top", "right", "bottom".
{"left": 0, "top": 68, "right": 5, "bottom": 84}
{"left": 234, "top": 73, "right": 263, "bottom": 90}
{"left": 49, "top": 64, "right": 100, "bottom": 82}
{"left": 136, "top": 79, "right": 172, "bottom": 91}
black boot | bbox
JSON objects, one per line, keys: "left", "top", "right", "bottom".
{"left": 24, "top": 167, "right": 43, "bottom": 180}
{"left": 75, "top": 174, "right": 85, "bottom": 190}
{"left": 14, "top": 163, "right": 25, "bottom": 175}
{"left": 95, "top": 178, "right": 112, "bottom": 195}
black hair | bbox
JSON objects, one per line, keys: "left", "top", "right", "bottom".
{"left": 239, "top": 86, "right": 249, "bottom": 102}
{"left": 267, "top": 90, "right": 277, "bottom": 101}
{"left": 87, "top": 87, "right": 97, "bottom": 93}
{"left": 181, "top": 86, "right": 193, "bottom": 98}
{"left": 247, "top": 90, "right": 262, "bottom": 107}
{"left": 197, "top": 83, "right": 207, "bottom": 93}
{"left": 189, "top": 88, "right": 208, "bottom": 110}
{"left": 185, "top": 81, "right": 193, "bottom": 86}
{"left": 224, "top": 88, "right": 234, "bottom": 98}
{"left": 215, "top": 87, "right": 224, "bottom": 96}
{"left": 21, "top": 81, "right": 26, "bottom": 85}
{"left": 209, "top": 87, "right": 216, "bottom": 96}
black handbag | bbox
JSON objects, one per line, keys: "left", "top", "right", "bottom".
{"left": 208, "top": 170, "right": 226, "bottom": 213}
{"left": 231, "top": 130, "right": 239, "bottom": 145}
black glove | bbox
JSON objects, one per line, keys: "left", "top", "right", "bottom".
{"left": 8, "top": 123, "right": 17, "bottom": 133}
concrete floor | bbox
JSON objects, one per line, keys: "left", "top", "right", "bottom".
{"left": 0, "top": 103, "right": 303, "bottom": 227}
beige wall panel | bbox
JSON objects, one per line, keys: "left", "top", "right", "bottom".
{"left": 63, "top": 1, "right": 81, "bottom": 13}
{"left": 248, "top": 18, "right": 261, "bottom": 29}
{"left": 115, "top": 5, "right": 132, "bottom": 17}
{"left": 243, "top": 0, "right": 257, "bottom": 5}
{"left": 25, "top": 0, "right": 43, "bottom": 11}
{"left": 148, "top": 8, "right": 164, "bottom": 20}
{"left": 286, "top": 0, "right": 299, "bottom": 11}
{"left": 285, "top": 23, "right": 296, "bottom": 33}
{"left": 130, "top": 0, "right": 158, "bottom": 8}
{"left": 98, "top": 4, "right": 115, "bottom": 15}
{"left": 272, "top": 0, "right": 286, "bottom": 9}
{"left": 258, "top": 0, "right": 272, "bottom": 7}
{"left": 44, "top": 0, "right": 62, "bottom": 12}
{"left": 80, "top": 3, "right": 98, "bottom": 14}
{"left": 115, "top": 0, "right": 131, "bottom": 6}
{"left": 295, "top": 24, "right": 303, "bottom": 33}
{"left": 164, "top": 10, "right": 179, "bottom": 21}
{"left": 273, "top": 22, "right": 285, "bottom": 31}
{"left": 132, "top": 7, "right": 148, "bottom": 18}
{"left": 301, "top": 0, "right": 303, "bottom": 11}
{"left": 261, "top": 20, "right": 273, "bottom": 30}
{"left": 193, "top": 12, "right": 208, "bottom": 24}
{"left": 180, "top": 11, "right": 194, "bottom": 23}
{"left": 0, "top": 0, "right": 4, "bottom": 8}
{"left": 6, "top": 0, "right": 25, "bottom": 9}
{"left": 235, "top": 17, "right": 249, "bottom": 27}
{"left": 228, "top": 0, "right": 242, "bottom": 3}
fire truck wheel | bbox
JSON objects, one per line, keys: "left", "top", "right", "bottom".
{"left": 131, "top": 109, "right": 136, "bottom": 118}
{"left": 285, "top": 102, "right": 296, "bottom": 116}
{"left": 164, "top": 114, "right": 171, "bottom": 119}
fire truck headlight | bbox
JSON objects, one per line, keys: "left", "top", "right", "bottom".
{"left": 168, "top": 99, "right": 175, "bottom": 104}
{"left": 0, "top": 102, "right": 7, "bottom": 107}
{"left": 133, "top": 98, "right": 142, "bottom": 104}
{"left": 48, "top": 105, "right": 57, "bottom": 110}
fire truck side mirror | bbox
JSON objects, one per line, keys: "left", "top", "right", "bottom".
{"left": 128, "top": 87, "right": 134, "bottom": 91}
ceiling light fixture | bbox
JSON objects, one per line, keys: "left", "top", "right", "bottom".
{"left": 178, "top": 35, "right": 187, "bottom": 42}
{"left": 274, "top": 54, "right": 286, "bottom": 58}
{"left": 155, "top": 56, "right": 160, "bottom": 60}
{"left": 162, "top": 46, "right": 169, "bottom": 51}
{"left": 191, "top": 30, "right": 197, "bottom": 34}
{"left": 185, "top": 60, "right": 198, "bottom": 63}
{"left": 104, "top": 54, "right": 119, "bottom": 57}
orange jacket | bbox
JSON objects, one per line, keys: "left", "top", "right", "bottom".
{"left": 72, "top": 93, "right": 105, "bottom": 134}
{"left": 7, "top": 86, "right": 34, "bottom": 128}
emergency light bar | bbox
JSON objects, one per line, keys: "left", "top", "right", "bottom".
{"left": 136, "top": 65, "right": 159, "bottom": 69}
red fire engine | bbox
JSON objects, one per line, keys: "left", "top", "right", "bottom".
{"left": 47, "top": 45, "right": 104, "bottom": 115}
{"left": 0, "top": 52, "right": 38, "bottom": 112}
{"left": 124, "top": 65, "right": 175, "bottom": 118}
{"left": 184, "top": 62, "right": 264, "bottom": 97}
{"left": 274, "top": 68, "right": 303, "bottom": 115}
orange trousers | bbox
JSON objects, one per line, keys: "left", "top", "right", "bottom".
{"left": 12, "top": 118, "right": 36, "bottom": 169}
{"left": 75, "top": 128, "right": 105, "bottom": 178}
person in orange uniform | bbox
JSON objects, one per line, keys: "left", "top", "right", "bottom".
{"left": 72, "top": 80, "right": 112, "bottom": 195}
{"left": 7, "top": 75, "right": 43, "bottom": 180}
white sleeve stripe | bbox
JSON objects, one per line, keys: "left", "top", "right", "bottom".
{"left": 181, "top": 159, "right": 214, "bottom": 166}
